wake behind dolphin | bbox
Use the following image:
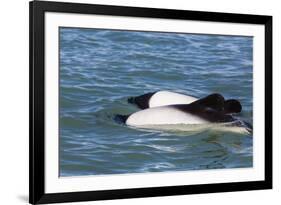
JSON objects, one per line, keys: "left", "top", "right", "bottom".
{"left": 116, "top": 91, "right": 252, "bottom": 134}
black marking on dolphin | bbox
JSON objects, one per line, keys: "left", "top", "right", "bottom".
{"left": 128, "top": 92, "right": 156, "bottom": 109}
{"left": 190, "top": 93, "right": 225, "bottom": 112}
{"left": 172, "top": 103, "right": 235, "bottom": 123}
{"left": 224, "top": 99, "right": 242, "bottom": 114}
{"left": 190, "top": 93, "right": 242, "bottom": 114}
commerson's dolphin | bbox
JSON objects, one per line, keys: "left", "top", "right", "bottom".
{"left": 116, "top": 92, "right": 252, "bottom": 134}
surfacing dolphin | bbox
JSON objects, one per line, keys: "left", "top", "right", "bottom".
{"left": 116, "top": 92, "right": 252, "bottom": 134}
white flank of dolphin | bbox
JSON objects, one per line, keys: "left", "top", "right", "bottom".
{"left": 126, "top": 106, "right": 208, "bottom": 126}
{"left": 149, "top": 91, "right": 198, "bottom": 108}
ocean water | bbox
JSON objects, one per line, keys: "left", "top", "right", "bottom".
{"left": 59, "top": 27, "right": 253, "bottom": 177}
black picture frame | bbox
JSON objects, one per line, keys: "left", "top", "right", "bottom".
{"left": 29, "top": 0, "right": 272, "bottom": 204}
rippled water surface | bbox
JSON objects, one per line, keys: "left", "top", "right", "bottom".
{"left": 59, "top": 28, "right": 253, "bottom": 176}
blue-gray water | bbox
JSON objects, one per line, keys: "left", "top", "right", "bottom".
{"left": 59, "top": 28, "right": 253, "bottom": 177}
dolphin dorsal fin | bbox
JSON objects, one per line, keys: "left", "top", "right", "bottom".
{"left": 190, "top": 93, "right": 242, "bottom": 114}
{"left": 190, "top": 93, "right": 225, "bottom": 112}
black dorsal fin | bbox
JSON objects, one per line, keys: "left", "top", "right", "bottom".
{"left": 224, "top": 99, "right": 242, "bottom": 114}
{"left": 189, "top": 93, "right": 242, "bottom": 114}
{"left": 190, "top": 93, "right": 225, "bottom": 112}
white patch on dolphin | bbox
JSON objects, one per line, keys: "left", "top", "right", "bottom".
{"left": 149, "top": 91, "right": 198, "bottom": 108}
{"left": 126, "top": 106, "right": 208, "bottom": 126}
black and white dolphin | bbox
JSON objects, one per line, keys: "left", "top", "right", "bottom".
{"left": 116, "top": 93, "right": 251, "bottom": 134}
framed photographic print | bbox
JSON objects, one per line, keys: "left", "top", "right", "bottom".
{"left": 29, "top": 0, "right": 272, "bottom": 204}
